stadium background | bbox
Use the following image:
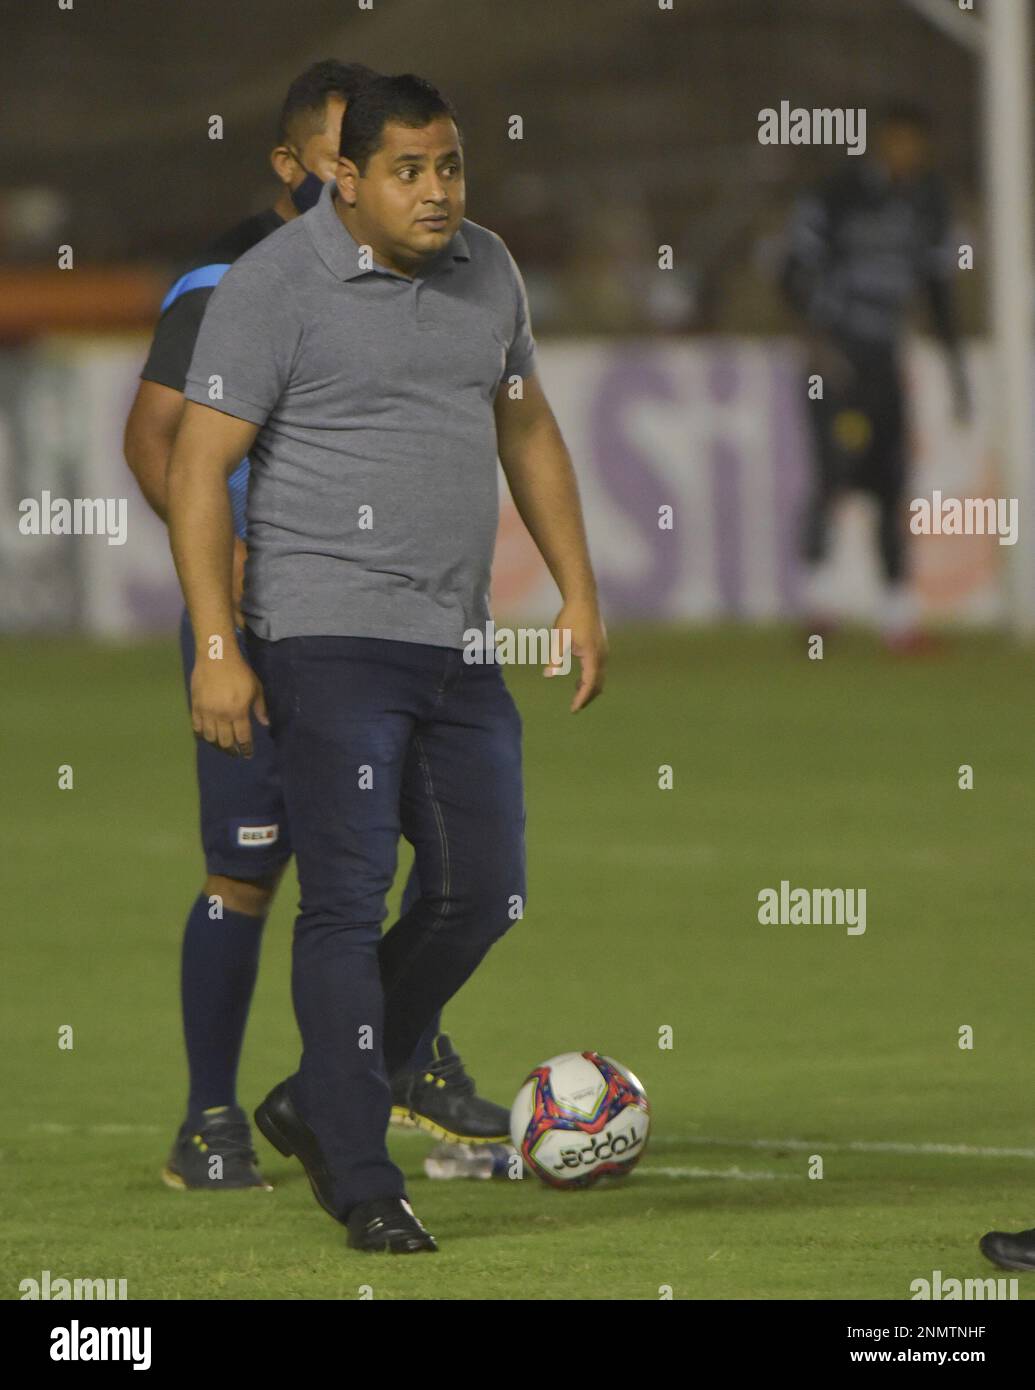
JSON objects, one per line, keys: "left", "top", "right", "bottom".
{"left": 3, "top": 0, "right": 1033, "bottom": 1303}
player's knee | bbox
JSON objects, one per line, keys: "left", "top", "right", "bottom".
{"left": 204, "top": 871, "right": 282, "bottom": 919}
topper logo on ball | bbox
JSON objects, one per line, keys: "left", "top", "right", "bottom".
{"left": 554, "top": 1125, "right": 646, "bottom": 1172}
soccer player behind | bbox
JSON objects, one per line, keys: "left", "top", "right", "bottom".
{"left": 124, "top": 61, "right": 512, "bottom": 1195}
{"left": 781, "top": 104, "right": 969, "bottom": 648}
{"left": 167, "top": 73, "right": 607, "bottom": 1251}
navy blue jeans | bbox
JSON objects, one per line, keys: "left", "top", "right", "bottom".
{"left": 247, "top": 632, "right": 526, "bottom": 1216}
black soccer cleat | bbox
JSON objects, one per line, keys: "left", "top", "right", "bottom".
{"left": 390, "top": 1033, "right": 511, "bottom": 1144}
{"left": 254, "top": 1079, "right": 339, "bottom": 1219}
{"left": 980, "top": 1227, "right": 1035, "bottom": 1272}
{"left": 346, "top": 1197, "right": 438, "bottom": 1254}
{"left": 161, "top": 1105, "right": 272, "bottom": 1191}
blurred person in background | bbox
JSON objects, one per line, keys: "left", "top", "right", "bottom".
{"left": 563, "top": 200, "right": 658, "bottom": 333}
{"left": 781, "top": 103, "right": 969, "bottom": 649}
{"left": 123, "top": 59, "right": 512, "bottom": 1198}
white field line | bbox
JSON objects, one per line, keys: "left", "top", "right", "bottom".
{"left": 29, "top": 1123, "right": 163, "bottom": 1135}
{"left": 28, "top": 1125, "right": 1035, "bottom": 1163}
{"left": 666, "top": 1135, "right": 1035, "bottom": 1161}
{"left": 636, "top": 1165, "right": 794, "bottom": 1181}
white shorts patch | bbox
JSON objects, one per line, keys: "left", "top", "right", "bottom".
{"left": 237, "top": 824, "right": 279, "bottom": 847}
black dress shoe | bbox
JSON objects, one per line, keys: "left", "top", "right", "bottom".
{"left": 254, "top": 1079, "right": 339, "bottom": 1219}
{"left": 346, "top": 1197, "right": 438, "bottom": 1254}
{"left": 980, "top": 1227, "right": 1035, "bottom": 1272}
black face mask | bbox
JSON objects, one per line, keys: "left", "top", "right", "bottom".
{"left": 291, "top": 167, "right": 326, "bottom": 214}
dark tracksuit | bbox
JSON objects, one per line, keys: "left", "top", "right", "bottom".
{"left": 782, "top": 162, "right": 962, "bottom": 584}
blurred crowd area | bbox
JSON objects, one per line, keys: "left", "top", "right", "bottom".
{"left": 2, "top": 0, "right": 986, "bottom": 338}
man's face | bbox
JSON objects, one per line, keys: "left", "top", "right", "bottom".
{"left": 339, "top": 116, "right": 465, "bottom": 267}
{"left": 292, "top": 95, "right": 347, "bottom": 185}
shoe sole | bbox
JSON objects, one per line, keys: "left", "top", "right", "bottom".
{"left": 346, "top": 1234, "right": 439, "bottom": 1254}
{"left": 401, "top": 1110, "right": 509, "bottom": 1145}
{"left": 254, "top": 1098, "right": 338, "bottom": 1219}
{"left": 160, "top": 1165, "right": 272, "bottom": 1192}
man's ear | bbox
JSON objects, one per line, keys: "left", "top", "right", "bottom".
{"left": 270, "top": 146, "right": 296, "bottom": 188}
{"left": 336, "top": 157, "right": 360, "bottom": 208}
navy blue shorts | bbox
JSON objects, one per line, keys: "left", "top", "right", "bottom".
{"left": 179, "top": 609, "right": 293, "bottom": 880}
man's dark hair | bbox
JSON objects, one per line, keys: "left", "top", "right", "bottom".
{"left": 339, "top": 73, "right": 460, "bottom": 170}
{"left": 277, "top": 60, "right": 379, "bottom": 147}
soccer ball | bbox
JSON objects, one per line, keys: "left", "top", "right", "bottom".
{"left": 510, "top": 1051, "right": 650, "bottom": 1188}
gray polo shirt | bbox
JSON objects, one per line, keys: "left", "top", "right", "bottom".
{"left": 183, "top": 180, "right": 537, "bottom": 647}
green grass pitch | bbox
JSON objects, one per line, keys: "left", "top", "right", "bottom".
{"left": 2, "top": 626, "right": 1033, "bottom": 1300}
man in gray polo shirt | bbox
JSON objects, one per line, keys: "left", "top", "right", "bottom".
{"left": 168, "top": 73, "right": 607, "bottom": 1254}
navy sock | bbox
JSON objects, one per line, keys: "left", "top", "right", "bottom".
{"left": 181, "top": 893, "right": 265, "bottom": 1119}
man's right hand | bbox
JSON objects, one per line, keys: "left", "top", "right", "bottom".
{"left": 190, "top": 649, "right": 269, "bottom": 758}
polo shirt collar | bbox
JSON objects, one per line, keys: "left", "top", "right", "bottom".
{"left": 306, "top": 180, "right": 470, "bottom": 281}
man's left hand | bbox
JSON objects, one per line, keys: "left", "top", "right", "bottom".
{"left": 547, "top": 599, "right": 608, "bottom": 713}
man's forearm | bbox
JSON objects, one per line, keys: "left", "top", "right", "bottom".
{"left": 168, "top": 456, "right": 238, "bottom": 654}
{"left": 125, "top": 434, "right": 172, "bottom": 522}
{"left": 500, "top": 421, "right": 598, "bottom": 604}
{"left": 124, "top": 382, "right": 188, "bottom": 523}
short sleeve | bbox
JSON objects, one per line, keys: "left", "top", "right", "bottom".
{"left": 183, "top": 260, "right": 301, "bottom": 426}
{"left": 502, "top": 245, "right": 537, "bottom": 381}
{"left": 140, "top": 287, "right": 213, "bottom": 393}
